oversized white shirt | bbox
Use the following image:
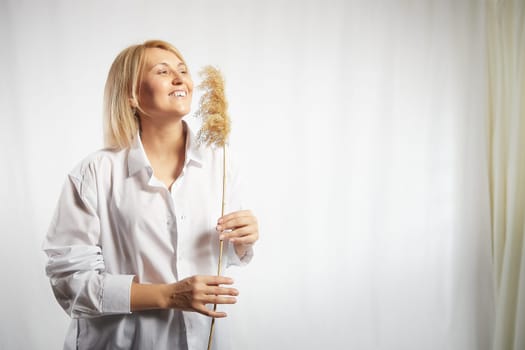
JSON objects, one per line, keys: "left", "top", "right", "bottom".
{"left": 43, "top": 123, "right": 252, "bottom": 350}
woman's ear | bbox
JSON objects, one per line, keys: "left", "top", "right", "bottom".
{"left": 129, "top": 98, "right": 138, "bottom": 108}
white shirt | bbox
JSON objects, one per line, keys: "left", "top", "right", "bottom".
{"left": 43, "top": 123, "right": 252, "bottom": 350}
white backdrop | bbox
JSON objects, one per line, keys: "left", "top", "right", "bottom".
{"left": 0, "top": 1, "right": 494, "bottom": 349}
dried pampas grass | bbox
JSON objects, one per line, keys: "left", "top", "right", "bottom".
{"left": 196, "top": 65, "right": 232, "bottom": 350}
{"left": 196, "top": 66, "right": 231, "bottom": 147}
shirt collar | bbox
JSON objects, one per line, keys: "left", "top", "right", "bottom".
{"left": 184, "top": 122, "right": 204, "bottom": 167}
{"left": 127, "top": 121, "right": 204, "bottom": 177}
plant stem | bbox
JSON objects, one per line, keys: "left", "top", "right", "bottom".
{"left": 207, "top": 145, "right": 227, "bottom": 350}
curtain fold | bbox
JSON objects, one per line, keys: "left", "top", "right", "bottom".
{"left": 487, "top": 1, "right": 525, "bottom": 349}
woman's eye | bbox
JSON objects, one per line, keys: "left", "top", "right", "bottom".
{"left": 158, "top": 70, "right": 168, "bottom": 75}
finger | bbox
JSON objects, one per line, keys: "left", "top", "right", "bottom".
{"left": 218, "top": 210, "right": 254, "bottom": 224}
{"left": 220, "top": 226, "right": 256, "bottom": 240}
{"left": 199, "top": 276, "right": 234, "bottom": 286}
{"left": 219, "top": 210, "right": 253, "bottom": 221}
{"left": 210, "top": 311, "right": 228, "bottom": 318}
{"left": 206, "top": 295, "right": 238, "bottom": 305}
{"left": 198, "top": 305, "right": 228, "bottom": 318}
{"left": 230, "top": 235, "right": 258, "bottom": 245}
{"left": 229, "top": 227, "right": 258, "bottom": 244}
{"left": 217, "top": 217, "right": 257, "bottom": 232}
{"left": 206, "top": 286, "right": 239, "bottom": 296}
{"left": 225, "top": 213, "right": 257, "bottom": 226}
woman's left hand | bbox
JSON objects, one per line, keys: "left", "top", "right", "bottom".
{"left": 216, "top": 210, "right": 259, "bottom": 259}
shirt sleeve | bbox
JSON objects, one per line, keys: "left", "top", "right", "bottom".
{"left": 227, "top": 241, "right": 254, "bottom": 267}
{"left": 42, "top": 163, "right": 134, "bottom": 319}
{"left": 225, "top": 146, "right": 255, "bottom": 268}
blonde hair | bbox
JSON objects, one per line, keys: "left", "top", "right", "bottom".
{"left": 103, "top": 40, "right": 187, "bottom": 149}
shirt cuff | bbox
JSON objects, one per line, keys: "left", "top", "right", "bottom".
{"left": 102, "top": 274, "right": 135, "bottom": 314}
{"left": 227, "top": 242, "right": 254, "bottom": 267}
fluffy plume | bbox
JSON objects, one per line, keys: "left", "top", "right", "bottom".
{"left": 196, "top": 66, "right": 231, "bottom": 147}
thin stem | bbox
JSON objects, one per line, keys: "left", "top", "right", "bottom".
{"left": 207, "top": 145, "right": 227, "bottom": 350}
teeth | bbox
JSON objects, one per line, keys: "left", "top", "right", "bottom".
{"left": 171, "top": 91, "right": 186, "bottom": 97}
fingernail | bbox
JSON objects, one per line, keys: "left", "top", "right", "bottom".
{"left": 219, "top": 235, "right": 225, "bottom": 240}
{"left": 218, "top": 218, "right": 223, "bottom": 224}
{"left": 216, "top": 225, "right": 222, "bottom": 231}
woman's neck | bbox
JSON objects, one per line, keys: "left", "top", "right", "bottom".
{"left": 140, "top": 119, "right": 187, "bottom": 162}
{"left": 139, "top": 118, "right": 187, "bottom": 189}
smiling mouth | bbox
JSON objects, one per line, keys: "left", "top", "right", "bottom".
{"left": 169, "top": 90, "right": 187, "bottom": 97}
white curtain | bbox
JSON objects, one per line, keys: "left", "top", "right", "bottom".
{"left": 0, "top": 1, "right": 498, "bottom": 349}
{"left": 488, "top": 1, "right": 525, "bottom": 349}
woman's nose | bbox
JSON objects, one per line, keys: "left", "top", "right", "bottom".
{"left": 172, "top": 72, "right": 183, "bottom": 84}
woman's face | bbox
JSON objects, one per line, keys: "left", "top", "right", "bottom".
{"left": 137, "top": 47, "right": 193, "bottom": 120}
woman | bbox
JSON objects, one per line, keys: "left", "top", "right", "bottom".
{"left": 43, "top": 40, "right": 259, "bottom": 350}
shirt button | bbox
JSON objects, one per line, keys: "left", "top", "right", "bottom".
{"left": 180, "top": 215, "right": 185, "bottom": 221}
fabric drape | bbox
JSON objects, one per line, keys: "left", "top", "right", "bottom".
{"left": 487, "top": 1, "right": 525, "bottom": 349}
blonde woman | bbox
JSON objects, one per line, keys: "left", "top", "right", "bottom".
{"left": 43, "top": 40, "right": 258, "bottom": 349}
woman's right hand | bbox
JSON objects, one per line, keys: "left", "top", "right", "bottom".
{"left": 163, "top": 276, "right": 238, "bottom": 318}
{"left": 131, "top": 275, "right": 238, "bottom": 318}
